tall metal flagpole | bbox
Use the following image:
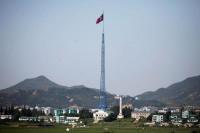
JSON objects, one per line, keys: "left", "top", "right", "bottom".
{"left": 99, "top": 12, "right": 107, "bottom": 110}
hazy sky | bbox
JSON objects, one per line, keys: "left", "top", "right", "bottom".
{"left": 0, "top": 0, "right": 200, "bottom": 96}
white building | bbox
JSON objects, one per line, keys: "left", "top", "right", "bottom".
{"left": 170, "top": 108, "right": 181, "bottom": 113}
{"left": 182, "top": 110, "right": 189, "bottom": 119}
{"left": 93, "top": 110, "right": 108, "bottom": 122}
{"left": 158, "top": 108, "right": 168, "bottom": 114}
{"left": 35, "top": 106, "right": 41, "bottom": 111}
{"left": 131, "top": 112, "right": 150, "bottom": 120}
{"left": 54, "top": 116, "right": 65, "bottom": 123}
{"left": 0, "top": 115, "right": 12, "bottom": 120}
{"left": 152, "top": 115, "right": 163, "bottom": 123}
{"left": 42, "top": 107, "right": 52, "bottom": 115}
{"left": 65, "top": 117, "right": 79, "bottom": 125}
{"left": 19, "top": 116, "right": 38, "bottom": 122}
{"left": 53, "top": 108, "right": 80, "bottom": 124}
{"left": 134, "top": 106, "right": 157, "bottom": 113}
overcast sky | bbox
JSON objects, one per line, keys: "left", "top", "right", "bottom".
{"left": 0, "top": 0, "right": 200, "bottom": 96}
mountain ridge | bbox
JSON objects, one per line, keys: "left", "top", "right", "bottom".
{"left": 0, "top": 76, "right": 133, "bottom": 108}
{"left": 4, "top": 75, "right": 63, "bottom": 92}
{"left": 0, "top": 75, "right": 200, "bottom": 108}
{"left": 136, "top": 75, "right": 200, "bottom": 106}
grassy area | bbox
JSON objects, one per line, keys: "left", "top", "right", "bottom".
{"left": 0, "top": 120, "right": 200, "bottom": 133}
{"left": 0, "top": 126, "right": 200, "bottom": 133}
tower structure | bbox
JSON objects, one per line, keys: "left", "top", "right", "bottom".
{"left": 99, "top": 32, "right": 106, "bottom": 110}
{"left": 96, "top": 13, "right": 107, "bottom": 110}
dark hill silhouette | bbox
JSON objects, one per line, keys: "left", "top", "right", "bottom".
{"left": 136, "top": 75, "right": 200, "bottom": 106}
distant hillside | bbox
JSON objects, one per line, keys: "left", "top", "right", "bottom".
{"left": 136, "top": 75, "right": 200, "bottom": 106}
{"left": 0, "top": 76, "right": 139, "bottom": 108}
{"left": 3, "top": 75, "right": 198, "bottom": 108}
{"left": 5, "top": 75, "right": 62, "bottom": 91}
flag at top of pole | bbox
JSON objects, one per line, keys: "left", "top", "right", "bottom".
{"left": 96, "top": 14, "right": 104, "bottom": 24}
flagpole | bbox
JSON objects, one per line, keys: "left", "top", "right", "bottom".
{"left": 100, "top": 11, "right": 106, "bottom": 110}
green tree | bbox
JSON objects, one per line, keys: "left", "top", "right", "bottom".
{"left": 4, "top": 106, "right": 8, "bottom": 115}
{"left": 165, "top": 111, "right": 171, "bottom": 122}
{"left": 147, "top": 113, "right": 154, "bottom": 122}
{"left": 26, "top": 108, "right": 32, "bottom": 116}
{"left": 122, "top": 107, "right": 132, "bottom": 118}
{"left": 110, "top": 105, "right": 119, "bottom": 117}
{"left": 79, "top": 109, "right": 93, "bottom": 119}
{"left": 104, "top": 113, "right": 116, "bottom": 122}
{"left": 0, "top": 106, "right": 3, "bottom": 115}
{"left": 11, "top": 105, "right": 14, "bottom": 115}
{"left": 12, "top": 109, "right": 20, "bottom": 121}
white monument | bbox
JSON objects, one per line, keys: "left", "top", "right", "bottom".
{"left": 117, "top": 96, "right": 124, "bottom": 119}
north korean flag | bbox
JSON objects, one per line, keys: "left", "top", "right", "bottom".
{"left": 96, "top": 14, "right": 104, "bottom": 24}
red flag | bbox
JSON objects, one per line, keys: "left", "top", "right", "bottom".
{"left": 96, "top": 14, "right": 104, "bottom": 24}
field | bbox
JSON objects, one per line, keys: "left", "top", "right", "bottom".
{"left": 0, "top": 126, "right": 200, "bottom": 133}
{"left": 0, "top": 121, "right": 200, "bottom": 133}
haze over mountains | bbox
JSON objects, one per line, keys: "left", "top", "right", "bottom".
{"left": 0, "top": 75, "right": 200, "bottom": 108}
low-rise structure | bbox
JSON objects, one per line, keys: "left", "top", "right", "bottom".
{"left": 41, "top": 107, "right": 53, "bottom": 115}
{"left": 170, "top": 113, "right": 182, "bottom": 123}
{"left": 158, "top": 108, "right": 168, "bottom": 114}
{"left": 93, "top": 109, "right": 108, "bottom": 122}
{"left": 19, "top": 116, "right": 38, "bottom": 122}
{"left": 134, "top": 106, "right": 158, "bottom": 113}
{"left": 131, "top": 111, "right": 150, "bottom": 120}
{"left": 54, "top": 116, "right": 65, "bottom": 123}
{"left": 187, "top": 115, "right": 198, "bottom": 123}
{"left": 0, "top": 115, "right": 12, "bottom": 120}
{"left": 38, "top": 116, "right": 53, "bottom": 122}
{"left": 65, "top": 117, "right": 79, "bottom": 125}
{"left": 134, "top": 107, "right": 150, "bottom": 112}
{"left": 170, "top": 107, "right": 181, "bottom": 113}
{"left": 182, "top": 110, "right": 189, "bottom": 119}
{"left": 53, "top": 108, "right": 80, "bottom": 124}
{"left": 152, "top": 115, "right": 163, "bottom": 123}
